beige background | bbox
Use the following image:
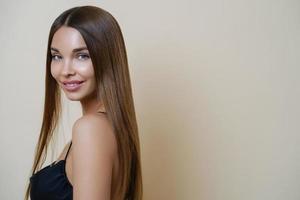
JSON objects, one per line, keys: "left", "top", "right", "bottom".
{"left": 0, "top": 0, "right": 299, "bottom": 199}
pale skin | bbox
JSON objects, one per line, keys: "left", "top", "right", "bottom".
{"left": 50, "top": 26, "right": 120, "bottom": 200}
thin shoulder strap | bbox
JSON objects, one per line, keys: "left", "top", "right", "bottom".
{"left": 64, "top": 141, "right": 72, "bottom": 160}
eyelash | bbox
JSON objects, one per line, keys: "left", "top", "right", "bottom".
{"left": 51, "top": 54, "right": 90, "bottom": 61}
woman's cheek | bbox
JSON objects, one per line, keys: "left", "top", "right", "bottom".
{"left": 76, "top": 63, "right": 94, "bottom": 78}
{"left": 50, "top": 64, "right": 59, "bottom": 80}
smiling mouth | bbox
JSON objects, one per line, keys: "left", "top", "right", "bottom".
{"left": 64, "top": 82, "right": 83, "bottom": 86}
{"left": 62, "top": 81, "right": 85, "bottom": 91}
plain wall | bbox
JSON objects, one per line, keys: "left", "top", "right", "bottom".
{"left": 0, "top": 0, "right": 299, "bottom": 199}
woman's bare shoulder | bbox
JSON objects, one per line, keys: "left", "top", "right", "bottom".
{"left": 71, "top": 113, "right": 117, "bottom": 155}
{"left": 73, "top": 113, "right": 110, "bottom": 129}
{"left": 71, "top": 113, "right": 117, "bottom": 199}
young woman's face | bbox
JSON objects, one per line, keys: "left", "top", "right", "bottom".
{"left": 50, "top": 26, "right": 96, "bottom": 101}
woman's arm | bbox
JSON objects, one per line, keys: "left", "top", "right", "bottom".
{"left": 72, "top": 114, "right": 118, "bottom": 200}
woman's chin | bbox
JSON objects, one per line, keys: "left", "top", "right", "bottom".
{"left": 66, "top": 97, "right": 80, "bottom": 101}
{"left": 62, "top": 91, "right": 82, "bottom": 101}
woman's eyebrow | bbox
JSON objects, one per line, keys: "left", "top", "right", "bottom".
{"left": 50, "top": 46, "right": 88, "bottom": 52}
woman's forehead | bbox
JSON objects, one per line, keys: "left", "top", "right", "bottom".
{"left": 51, "top": 26, "right": 87, "bottom": 52}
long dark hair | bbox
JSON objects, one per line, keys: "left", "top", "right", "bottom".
{"left": 24, "top": 5, "right": 143, "bottom": 200}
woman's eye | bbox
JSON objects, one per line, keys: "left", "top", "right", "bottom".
{"left": 50, "top": 54, "right": 90, "bottom": 61}
{"left": 51, "top": 55, "right": 61, "bottom": 61}
{"left": 78, "top": 54, "right": 90, "bottom": 60}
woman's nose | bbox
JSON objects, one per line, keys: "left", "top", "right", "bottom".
{"left": 61, "top": 59, "right": 75, "bottom": 76}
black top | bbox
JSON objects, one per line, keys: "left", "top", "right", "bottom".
{"left": 30, "top": 141, "right": 73, "bottom": 200}
{"left": 29, "top": 111, "right": 107, "bottom": 199}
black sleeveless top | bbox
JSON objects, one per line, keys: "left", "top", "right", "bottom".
{"left": 30, "top": 141, "right": 73, "bottom": 200}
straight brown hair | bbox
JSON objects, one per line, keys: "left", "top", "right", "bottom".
{"left": 24, "top": 5, "right": 143, "bottom": 200}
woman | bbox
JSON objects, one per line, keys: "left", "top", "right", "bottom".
{"left": 24, "top": 5, "right": 143, "bottom": 200}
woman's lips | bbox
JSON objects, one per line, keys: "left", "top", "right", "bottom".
{"left": 62, "top": 81, "right": 85, "bottom": 92}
